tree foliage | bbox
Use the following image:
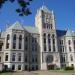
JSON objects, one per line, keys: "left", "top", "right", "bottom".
{"left": 0, "top": 0, "right": 33, "bottom": 16}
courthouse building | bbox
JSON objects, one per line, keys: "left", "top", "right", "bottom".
{"left": 0, "top": 5, "right": 75, "bottom": 71}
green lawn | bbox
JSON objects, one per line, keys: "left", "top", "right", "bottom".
{"left": 0, "top": 72, "right": 13, "bottom": 75}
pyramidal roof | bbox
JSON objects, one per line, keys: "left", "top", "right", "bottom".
{"left": 66, "top": 30, "right": 75, "bottom": 36}
{"left": 7, "top": 21, "right": 24, "bottom": 30}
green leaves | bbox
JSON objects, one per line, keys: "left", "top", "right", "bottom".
{"left": 16, "top": 9, "right": 21, "bottom": 13}
{"left": 0, "top": 0, "right": 33, "bottom": 16}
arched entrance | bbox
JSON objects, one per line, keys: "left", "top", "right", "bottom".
{"left": 46, "top": 55, "right": 55, "bottom": 70}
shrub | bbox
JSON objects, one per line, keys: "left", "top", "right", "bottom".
{"left": 56, "top": 68, "right": 60, "bottom": 70}
{"left": 64, "top": 66, "right": 74, "bottom": 70}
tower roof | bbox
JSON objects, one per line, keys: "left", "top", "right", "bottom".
{"left": 39, "top": 5, "right": 51, "bottom": 13}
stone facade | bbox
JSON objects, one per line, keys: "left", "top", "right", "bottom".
{"left": 0, "top": 5, "right": 75, "bottom": 71}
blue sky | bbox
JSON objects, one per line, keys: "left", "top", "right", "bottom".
{"left": 0, "top": 0, "right": 75, "bottom": 31}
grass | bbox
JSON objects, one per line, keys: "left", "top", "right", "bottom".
{"left": 48, "top": 70, "right": 75, "bottom": 73}
{"left": 0, "top": 72, "right": 13, "bottom": 75}
{"left": 0, "top": 70, "right": 75, "bottom": 75}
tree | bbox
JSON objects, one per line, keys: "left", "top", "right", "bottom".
{"left": 0, "top": 0, "right": 33, "bottom": 16}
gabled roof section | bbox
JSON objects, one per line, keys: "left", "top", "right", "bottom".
{"left": 24, "top": 26, "right": 39, "bottom": 34}
{"left": 56, "top": 30, "right": 67, "bottom": 37}
{"left": 66, "top": 30, "right": 75, "bottom": 36}
{"left": 7, "top": 21, "right": 24, "bottom": 30}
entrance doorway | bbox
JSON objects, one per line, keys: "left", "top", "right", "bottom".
{"left": 47, "top": 65, "right": 54, "bottom": 70}
{"left": 4, "top": 65, "right": 8, "bottom": 71}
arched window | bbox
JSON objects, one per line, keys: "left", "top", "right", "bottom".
{"left": 48, "top": 34, "right": 51, "bottom": 44}
{"left": 19, "top": 35, "right": 22, "bottom": 49}
{"left": 19, "top": 35, "right": 22, "bottom": 41}
{"left": 6, "top": 34, "right": 10, "bottom": 49}
{"left": 52, "top": 34, "right": 55, "bottom": 44}
{"left": 13, "top": 34, "right": 16, "bottom": 49}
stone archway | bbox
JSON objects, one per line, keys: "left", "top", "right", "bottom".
{"left": 46, "top": 55, "right": 55, "bottom": 70}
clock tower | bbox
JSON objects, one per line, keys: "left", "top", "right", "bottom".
{"left": 35, "top": 5, "right": 60, "bottom": 70}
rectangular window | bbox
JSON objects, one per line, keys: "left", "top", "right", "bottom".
{"left": 5, "top": 53, "right": 8, "bottom": 61}
{"left": 18, "top": 65, "right": 21, "bottom": 70}
{"left": 12, "top": 65, "right": 15, "bottom": 70}
{"left": 18, "top": 53, "right": 21, "bottom": 61}
{"left": 12, "top": 53, "right": 16, "bottom": 61}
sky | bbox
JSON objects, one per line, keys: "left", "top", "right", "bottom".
{"left": 0, "top": 0, "right": 75, "bottom": 31}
